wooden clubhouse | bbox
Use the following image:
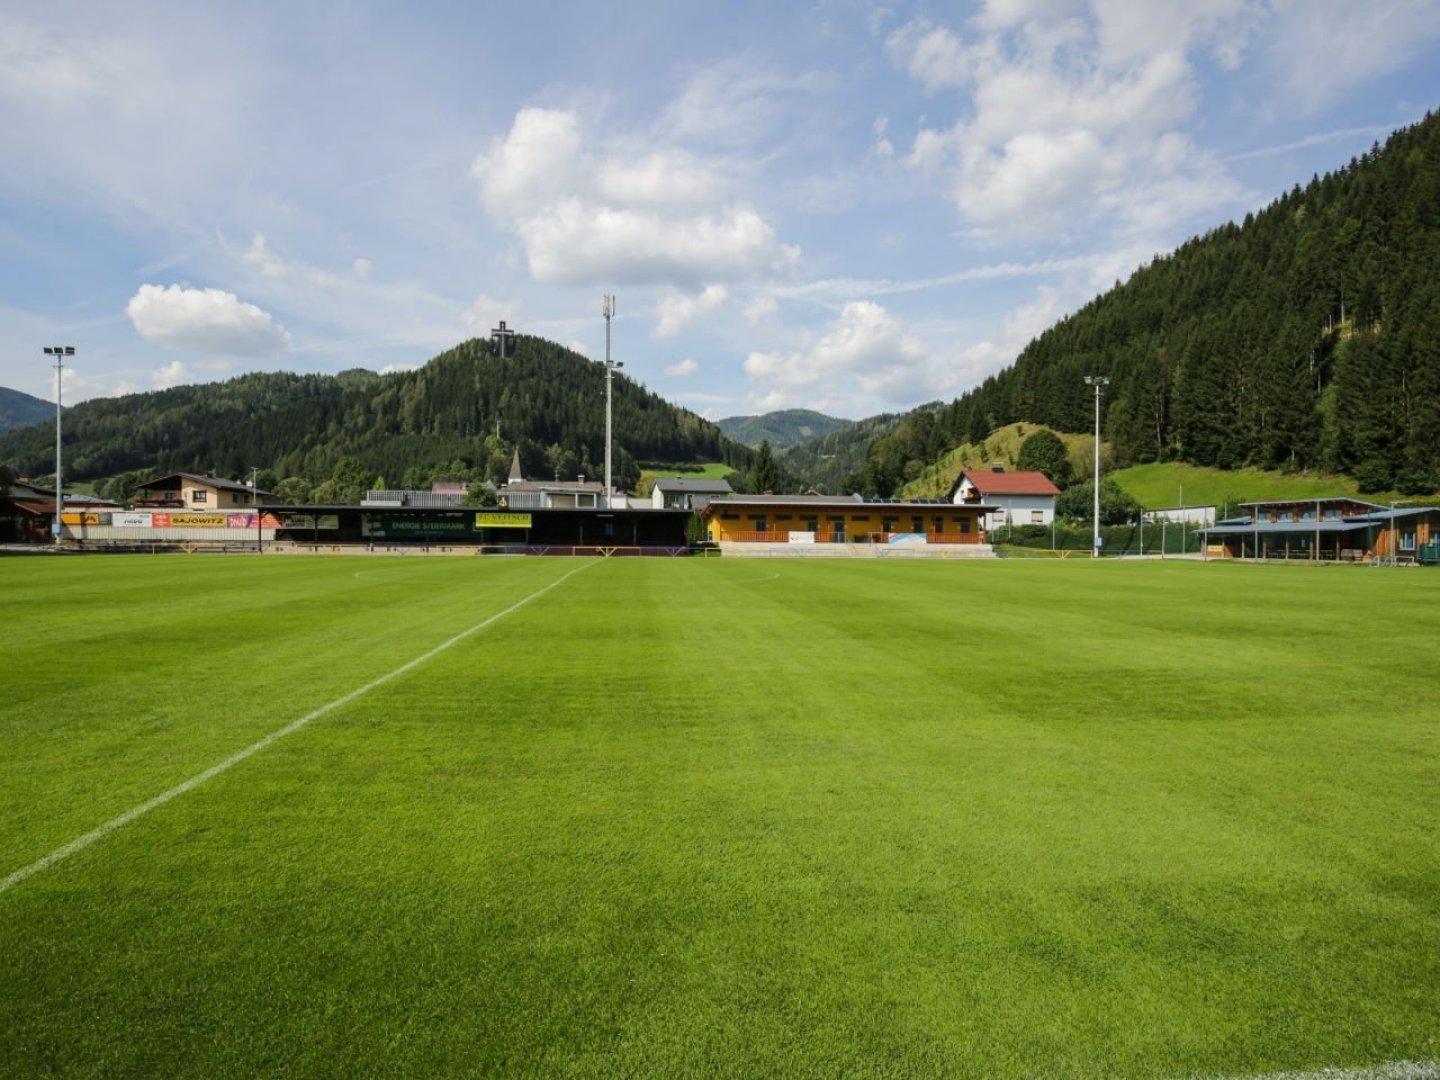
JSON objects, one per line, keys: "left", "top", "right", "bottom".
{"left": 700, "top": 494, "right": 992, "bottom": 547}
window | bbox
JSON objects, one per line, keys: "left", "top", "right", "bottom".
{"left": 1031, "top": 510, "right": 1044, "bottom": 523}
{"left": 882, "top": 517, "right": 896, "bottom": 533}
{"left": 721, "top": 513, "right": 738, "bottom": 520}
{"left": 752, "top": 516, "right": 767, "bottom": 532}
{"left": 1323, "top": 508, "right": 1342, "bottom": 520}
{"left": 192, "top": 490, "right": 208, "bottom": 504}
{"left": 851, "top": 514, "right": 867, "bottom": 522}
{"left": 803, "top": 517, "right": 818, "bottom": 531}
{"left": 932, "top": 517, "right": 944, "bottom": 534}
{"left": 777, "top": 514, "right": 793, "bottom": 521}
{"left": 912, "top": 517, "right": 924, "bottom": 533}
{"left": 1402, "top": 531, "right": 1417, "bottom": 551}
{"left": 958, "top": 517, "right": 970, "bottom": 531}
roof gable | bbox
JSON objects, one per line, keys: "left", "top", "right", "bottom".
{"left": 653, "top": 478, "right": 733, "bottom": 494}
{"left": 955, "top": 470, "right": 1061, "bottom": 497}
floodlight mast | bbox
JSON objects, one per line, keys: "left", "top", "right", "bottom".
{"left": 250, "top": 465, "right": 262, "bottom": 553}
{"left": 1084, "top": 375, "right": 1109, "bottom": 558}
{"left": 43, "top": 346, "right": 74, "bottom": 544}
{"left": 601, "top": 295, "right": 622, "bottom": 508}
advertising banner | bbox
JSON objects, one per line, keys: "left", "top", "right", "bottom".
{"left": 60, "top": 512, "right": 108, "bottom": 526}
{"left": 152, "top": 513, "right": 226, "bottom": 528}
{"left": 227, "top": 513, "right": 284, "bottom": 528}
{"left": 787, "top": 531, "right": 815, "bottom": 544}
{"left": 365, "top": 514, "right": 474, "bottom": 539}
{"left": 474, "top": 512, "right": 532, "bottom": 529}
{"left": 113, "top": 512, "right": 153, "bottom": 528}
{"left": 281, "top": 514, "right": 339, "bottom": 530}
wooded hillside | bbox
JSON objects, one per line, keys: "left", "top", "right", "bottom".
{"left": 0, "top": 336, "right": 748, "bottom": 490}
{"left": 859, "top": 112, "right": 1440, "bottom": 496}
{"left": 0, "top": 387, "right": 54, "bottom": 436}
{"left": 717, "top": 409, "right": 851, "bottom": 450}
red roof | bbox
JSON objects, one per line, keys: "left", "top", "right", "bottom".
{"left": 957, "top": 470, "right": 1061, "bottom": 497}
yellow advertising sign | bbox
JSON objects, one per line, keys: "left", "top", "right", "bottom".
{"left": 475, "top": 512, "right": 532, "bottom": 529}
{"left": 165, "top": 514, "right": 227, "bottom": 528}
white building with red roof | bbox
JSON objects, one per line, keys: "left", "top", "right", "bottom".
{"left": 950, "top": 467, "right": 1061, "bottom": 532}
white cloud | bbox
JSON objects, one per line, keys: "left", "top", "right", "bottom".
{"left": 352, "top": 258, "right": 372, "bottom": 279}
{"left": 1266, "top": 0, "right": 1440, "bottom": 112}
{"left": 653, "top": 285, "right": 727, "bottom": 338}
{"left": 743, "top": 296, "right": 778, "bottom": 323}
{"left": 956, "top": 129, "right": 1115, "bottom": 228}
{"left": 243, "top": 234, "right": 286, "bottom": 278}
{"left": 461, "top": 294, "right": 519, "bottom": 335}
{"left": 469, "top": 107, "right": 585, "bottom": 218}
{"left": 380, "top": 362, "right": 419, "bottom": 375}
{"left": 151, "top": 357, "right": 234, "bottom": 389}
{"left": 598, "top": 150, "right": 720, "bottom": 208}
{"left": 885, "top": 19, "right": 973, "bottom": 91}
{"left": 153, "top": 360, "right": 195, "bottom": 388}
{"left": 515, "top": 200, "right": 796, "bottom": 287}
{"left": 657, "top": 57, "right": 823, "bottom": 148}
{"left": 744, "top": 300, "right": 929, "bottom": 410}
{"left": 471, "top": 107, "right": 799, "bottom": 287}
{"left": 665, "top": 358, "right": 699, "bottom": 378}
{"left": 1093, "top": 0, "right": 1252, "bottom": 67}
{"left": 126, "top": 284, "right": 292, "bottom": 356}
{"left": 873, "top": 116, "right": 895, "bottom": 157}
{"left": 888, "top": 6, "right": 1251, "bottom": 238}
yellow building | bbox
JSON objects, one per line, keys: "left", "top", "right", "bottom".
{"left": 701, "top": 494, "right": 991, "bottom": 546}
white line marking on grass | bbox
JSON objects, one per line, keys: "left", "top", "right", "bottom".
{"left": 0, "top": 560, "right": 597, "bottom": 897}
{"left": 1188, "top": 1061, "right": 1438, "bottom": 1080}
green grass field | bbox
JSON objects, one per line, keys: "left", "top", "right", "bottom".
{"left": 2, "top": 555, "right": 1436, "bottom": 1079}
{"left": 639, "top": 462, "right": 737, "bottom": 486}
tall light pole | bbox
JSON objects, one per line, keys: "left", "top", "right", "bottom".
{"left": 44, "top": 346, "right": 74, "bottom": 544}
{"left": 250, "top": 466, "right": 262, "bottom": 553}
{"left": 1084, "top": 375, "right": 1109, "bottom": 558}
{"left": 601, "top": 295, "right": 622, "bottom": 508}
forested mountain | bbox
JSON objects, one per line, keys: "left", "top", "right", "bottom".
{"left": 857, "top": 112, "right": 1440, "bottom": 496}
{"left": 717, "top": 409, "right": 851, "bottom": 450}
{"left": 777, "top": 410, "right": 913, "bottom": 494}
{"left": 0, "top": 387, "right": 54, "bottom": 436}
{"left": 0, "top": 336, "right": 749, "bottom": 492}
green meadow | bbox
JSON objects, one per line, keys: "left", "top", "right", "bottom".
{"left": 1, "top": 555, "right": 1436, "bottom": 1079}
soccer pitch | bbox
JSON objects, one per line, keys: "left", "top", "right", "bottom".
{"left": 1, "top": 555, "right": 1436, "bottom": 1079}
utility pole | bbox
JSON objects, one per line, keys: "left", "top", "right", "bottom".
{"left": 1084, "top": 375, "right": 1109, "bottom": 558}
{"left": 44, "top": 346, "right": 74, "bottom": 544}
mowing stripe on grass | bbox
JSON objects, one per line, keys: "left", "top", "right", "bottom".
{"left": 0, "top": 559, "right": 597, "bottom": 896}
{"left": 1192, "top": 1061, "right": 1439, "bottom": 1080}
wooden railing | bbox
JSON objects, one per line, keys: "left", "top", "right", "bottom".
{"left": 720, "top": 530, "right": 987, "bottom": 545}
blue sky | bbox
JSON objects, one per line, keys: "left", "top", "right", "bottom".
{"left": 3, "top": 0, "right": 1438, "bottom": 420}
